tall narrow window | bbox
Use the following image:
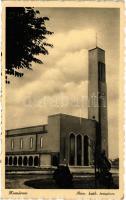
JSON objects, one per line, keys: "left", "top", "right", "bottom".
{"left": 20, "top": 138, "right": 23, "bottom": 149}
{"left": 5, "top": 157, "right": 8, "bottom": 165}
{"left": 77, "top": 134, "right": 82, "bottom": 166}
{"left": 69, "top": 134, "right": 75, "bottom": 165}
{"left": 11, "top": 139, "right": 14, "bottom": 150}
{"left": 40, "top": 137, "right": 43, "bottom": 148}
{"left": 98, "top": 62, "right": 105, "bottom": 82}
{"left": 84, "top": 135, "right": 89, "bottom": 166}
{"left": 30, "top": 137, "right": 33, "bottom": 149}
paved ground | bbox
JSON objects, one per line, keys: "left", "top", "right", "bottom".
{"left": 6, "top": 166, "right": 119, "bottom": 174}
{"left": 5, "top": 166, "right": 119, "bottom": 189}
{"left": 6, "top": 173, "right": 119, "bottom": 189}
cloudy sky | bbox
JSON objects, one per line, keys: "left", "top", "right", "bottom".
{"left": 6, "top": 8, "right": 120, "bottom": 159}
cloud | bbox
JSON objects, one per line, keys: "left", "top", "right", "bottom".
{"left": 50, "top": 29, "right": 96, "bottom": 52}
{"left": 56, "top": 49, "right": 88, "bottom": 83}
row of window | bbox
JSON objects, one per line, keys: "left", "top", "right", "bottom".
{"left": 6, "top": 156, "right": 39, "bottom": 166}
{"left": 10, "top": 137, "right": 43, "bottom": 150}
{"left": 69, "top": 134, "right": 89, "bottom": 166}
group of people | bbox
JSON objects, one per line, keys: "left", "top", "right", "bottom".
{"left": 53, "top": 150, "right": 114, "bottom": 188}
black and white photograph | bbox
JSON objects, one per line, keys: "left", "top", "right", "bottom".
{"left": 3, "top": 3, "right": 124, "bottom": 196}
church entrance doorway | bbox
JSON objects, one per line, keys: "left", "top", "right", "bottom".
{"left": 69, "top": 134, "right": 89, "bottom": 166}
{"left": 52, "top": 155, "right": 59, "bottom": 166}
{"left": 34, "top": 156, "right": 39, "bottom": 166}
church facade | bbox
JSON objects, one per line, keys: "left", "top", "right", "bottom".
{"left": 5, "top": 47, "right": 108, "bottom": 168}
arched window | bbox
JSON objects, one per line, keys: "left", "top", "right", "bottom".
{"left": 84, "top": 135, "right": 89, "bottom": 166}
{"left": 34, "top": 156, "right": 39, "bottom": 166}
{"left": 23, "top": 156, "right": 28, "bottom": 166}
{"left": 77, "top": 134, "right": 82, "bottom": 165}
{"left": 69, "top": 133, "right": 75, "bottom": 165}
{"left": 29, "top": 156, "right": 33, "bottom": 166}
{"left": 13, "top": 157, "right": 17, "bottom": 165}
{"left": 30, "top": 137, "right": 33, "bottom": 149}
{"left": 40, "top": 137, "right": 43, "bottom": 148}
{"left": 5, "top": 157, "right": 8, "bottom": 165}
{"left": 18, "top": 156, "right": 22, "bottom": 166}
{"left": 9, "top": 157, "right": 12, "bottom": 165}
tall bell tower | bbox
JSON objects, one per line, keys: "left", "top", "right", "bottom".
{"left": 88, "top": 47, "right": 108, "bottom": 156}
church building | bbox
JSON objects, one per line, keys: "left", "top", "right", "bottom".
{"left": 5, "top": 47, "right": 108, "bottom": 168}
